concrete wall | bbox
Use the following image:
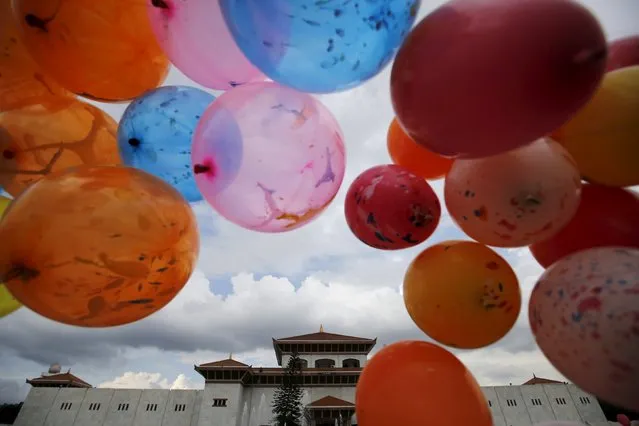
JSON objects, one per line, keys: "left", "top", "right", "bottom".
{"left": 161, "top": 390, "right": 197, "bottom": 426}
{"left": 197, "top": 382, "right": 242, "bottom": 426}
{"left": 73, "top": 389, "right": 114, "bottom": 426}
{"left": 13, "top": 387, "right": 60, "bottom": 426}
{"left": 45, "top": 388, "right": 87, "bottom": 426}
{"left": 103, "top": 389, "right": 142, "bottom": 426}
{"left": 132, "top": 389, "right": 169, "bottom": 426}
{"left": 281, "top": 354, "right": 367, "bottom": 368}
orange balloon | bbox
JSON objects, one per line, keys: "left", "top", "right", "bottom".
{"left": 0, "top": 0, "right": 70, "bottom": 112}
{"left": 0, "top": 166, "right": 199, "bottom": 327}
{"left": 12, "top": 0, "right": 170, "bottom": 102}
{"left": 404, "top": 240, "right": 521, "bottom": 349}
{"left": 0, "top": 97, "right": 121, "bottom": 197}
{"left": 355, "top": 340, "right": 492, "bottom": 426}
{"left": 387, "top": 118, "right": 453, "bottom": 180}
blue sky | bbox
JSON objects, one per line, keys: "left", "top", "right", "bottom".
{"left": 1, "top": 0, "right": 638, "bottom": 404}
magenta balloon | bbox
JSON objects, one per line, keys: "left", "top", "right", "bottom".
{"left": 147, "top": 0, "right": 265, "bottom": 90}
{"left": 192, "top": 82, "right": 346, "bottom": 232}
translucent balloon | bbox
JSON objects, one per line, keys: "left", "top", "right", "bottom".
{"left": 0, "top": 196, "right": 21, "bottom": 319}
{"left": 192, "top": 82, "right": 346, "bottom": 232}
{"left": 13, "top": 0, "right": 170, "bottom": 102}
{"left": 118, "top": 86, "right": 215, "bottom": 203}
{"left": 530, "top": 247, "right": 639, "bottom": 412}
{"left": 607, "top": 36, "right": 639, "bottom": 72}
{"left": 391, "top": 0, "right": 606, "bottom": 158}
{"left": 445, "top": 139, "right": 582, "bottom": 248}
{"left": 344, "top": 165, "right": 440, "bottom": 250}
{"left": 404, "top": 240, "right": 520, "bottom": 349}
{"left": 386, "top": 118, "right": 452, "bottom": 180}
{"left": 530, "top": 184, "right": 639, "bottom": 268}
{"left": 219, "top": 0, "right": 420, "bottom": 93}
{"left": 0, "top": 0, "right": 70, "bottom": 112}
{"left": 356, "top": 340, "right": 492, "bottom": 426}
{"left": 0, "top": 97, "right": 121, "bottom": 197}
{"left": 552, "top": 66, "right": 639, "bottom": 187}
{"left": 0, "top": 166, "right": 199, "bottom": 327}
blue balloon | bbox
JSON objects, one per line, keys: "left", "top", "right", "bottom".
{"left": 220, "top": 0, "right": 420, "bottom": 94}
{"left": 117, "top": 86, "right": 215, "bottom": 202}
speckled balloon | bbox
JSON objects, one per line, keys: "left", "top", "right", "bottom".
{"left": 445, "top": 138, "right": 582, "bottom": 248}
{"left": 530, "top": 247, "right": 639, "bottom": 412}
{"left": 219, "top": 0, "right": 421, "bottom": 93}
{"left": 345, "top": 164, "right": 441, "bottom": 250}
{"left": 118, "top": 86, "right": 215, "bottom": 202}
{"left": 192, "top": 82, "right": 346, "bottom": 232}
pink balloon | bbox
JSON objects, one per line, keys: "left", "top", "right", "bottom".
{"left": 444, "top": 138, "right": 581, "bottom": 247}
{"left": 192, "top": 82, "right": 346, "bottom": 232}
{"left": 147, "top": 0, "right": 265, "bottom": 90}
{"left": 618, "top": 414, "right": 631, "bottom": 426}
{"left": 530, "top": 247, "right": 639, "bottom": 412}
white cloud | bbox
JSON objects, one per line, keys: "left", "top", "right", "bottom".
{"left": 98, "top": 372, "right": 200, "bottom": 390}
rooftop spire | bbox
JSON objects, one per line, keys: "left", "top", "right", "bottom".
{"left": 229, "top": 352, "right": 233, "bottom": 360}
{"left": 319, "top": 324, "right": 324, "bottom": 333}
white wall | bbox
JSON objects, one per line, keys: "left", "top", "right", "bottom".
{"left": 482, "top": 387, "right": 507, "bottom": 426}
{"left": 45, "top": 388, "right": 86, "bottom": 426}
{"left": 73, "top": 389, "right": 114, "bottom": 426}
{"left": 494, "top": 386, "right": 533, "bottom": 426}
{"left": 281, "top": 354, "right": 367, "bottom": 368}
{"left": 132, "top": 389, "right": 169, "bottom": 426}
{"left": 197, "top": 382, "right": 242, "bottom": 426}
{"left": 519, "top": 385, "right": 556, "bottom": 424}
{"left": 103, "top": 389, "right": 142, "bottom": 426}
{"left": 543, "top": 384, "right": 583, "bottom": 422}
{"left": 161, "top": 390, "right": 197, "bottom": 426}
{"left": 567, "top": 385, "right": 608, "bottom": 424}
{"left": 13, "top": 387, "right": 59, "bottom": 426}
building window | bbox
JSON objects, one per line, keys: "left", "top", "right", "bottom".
{"left": 506, "top": 399, "right": 517, "bottom": 407}
{"left": 60, "top": 402, "right": 72, "bottom": 410}
{"left": 89, "top": 403, "right": 101, "bottom": 411}
{"left": 531, "top": 398, "right": 543, "bottom": 406}
{"left": 579, "top": 397, "right": 591, "bottom": 404}
{"left": 174, "top": 404, "right": 186, "bottom": 412}
{"left": 488, "top": 400, "right": 492, "bottom": 407}
{"left": 213, "top": 399, "right": 228, "bottom": 407}
{"left": 146, "top": 403, "right": 158, "bottom": 412}
{"left": 342, "top": 358, "right": 360, "bottom": 368}
{"left": 555, "top": 398, "right": 567, "bottom": 405}
{"left": 117, "top": 403, "right": 130, "bottom": 411}
{"left": 315, "top": 358, "right": 335, "bottom": 368}
{"left": 294, "top": 359, "right": 308, "bottom": 369}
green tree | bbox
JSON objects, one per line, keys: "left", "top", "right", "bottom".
{"left": 272, "top": 352, "right": 304, "bottom": 426}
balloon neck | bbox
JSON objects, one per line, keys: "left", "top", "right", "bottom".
{"left": 573, "top": 46, "right": 607, "bottom": 65}
{"left": 128, "top": 138, "right": 141, "bottom": 147}
{"left": 24, "top": 14, "right": 50, "bottom": 32}
{"left": 2, "top": 264, "right": 40, "bottom": 283}
{"left": 151, "top": 0, "right": 170, "bottom": 9}
{"left": 2, "top": 149, "right": 16, "bottom": 159}
{"left": 193, "top": 164, "right": 212, "bottom": 175}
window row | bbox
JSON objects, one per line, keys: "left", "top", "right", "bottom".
{"left": 89, "top": 403, "right": 101, "bottom": 411}
{"left": 487, "top": 396, "right": 589, "bottom": 408}
{"left": 247, "top": 374, "right": 359, "bottom": 386}
{"left": 292, "top": 358, "right": 361, "bottom": 368}
{"left": 279, "top": 343, "right": 370, "bottom": 353}
{"left": 60, "top": 402, "right": 72, "bottom": 411}
{"left": 58, "top": 399, "right": 232, "bottom": 412}
{"left": 213, "top": 399, "right": 227, "bottom": 407}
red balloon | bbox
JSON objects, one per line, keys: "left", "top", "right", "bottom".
{"left": 390, "top": 0, "right": 606, "bottom": 158}
{"left": 344, "top": 165, "right": 441, "bottom": 250}
{"left": 607, "top": 36, "right": 639, "bottom": 72}
{"left": 530, "top": 184, "right": 639, "bottom": 267}
{"left": 617, "top": 414, "right": 631, "bottom": 426}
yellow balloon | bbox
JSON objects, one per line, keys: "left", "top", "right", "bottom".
{"left": 553, "top": 66, "right": 639, "bottom": 187}
{"left": 0, "top": 195, "right": 21, "bottom": 318}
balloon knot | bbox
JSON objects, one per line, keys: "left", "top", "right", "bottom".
{"left": 151, "top": 0, "right": 170, "bottom": 9}
{"left": 573, "top": 46, "right": 607, "bottom": 65}
{"left": 193, "top": 164, "right": 211, "bottom": 175}
{"left": 2, "top": 149, "right": 16, "bottom": 159}
{"left": 2, "top": 264, "right": 40, "bottom": 283}
{"left": 24, "top": 14, "right": 49, "bottom": 32}
{"left": 128, "top": 138, "right": 141, "bottom": 147}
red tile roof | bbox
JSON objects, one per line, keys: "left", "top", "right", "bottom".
{"left": 198, "top": 358, "right": 249, "bottom": 368}
{"left": 523, "top": 376, "right": 565, "bottom": 385}
{"left": 274, "top": 331, "right": 374, "bottom": 342}
{"left": 307, "top": 396, "right": 355, "bottom": 408}
{"left": 27, "top": 373, "right": 92, "bottom": 388}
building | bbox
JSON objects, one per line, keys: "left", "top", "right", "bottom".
{"left": 10, "top": 328, "right": 615, "bottom": 426}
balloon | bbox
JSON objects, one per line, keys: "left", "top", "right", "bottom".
{"left": 355, "top": 340, "right": 492, "bottom": 426}
{"left": 530, "top": 184, "right": 639, "bottom": 268}
{"left": 0, "top": 97, "right": 121, "bottom": 197}
{"left": 607, "top": 36, "right": 639, "bottom": 72}
{"left": 530, "top": 247, "right": 639, "bottom": 412}
{"left": 118, "top": 86, "right": 215, "bottom": 203}
{"left": 147, "top": 0, "right": 264, "bottom": 90}
{"left": 0, "top": 196, "right": 21, "bottom": 319}
{"left": 386, "top": 118, "right": 452, "bottom": 180}
{"left": 0, "top": 166, "right": 199, "bottom": 327}
{"left": 12, "top": 0, "right": 170, "bottom": 102}
{"left": 618, "top": 415, "right": 631, "bottom": 426}
{"left": 344, "top": 165, "right": 440, "bottom": 250}
{"left": 192, "top": 82, "right": 346, "bottom": 232}
{"left": 404, "top": 240, "right": 520, "bottom": 349}
{"left": 0, "top": 0, "right": 70, "bottom": 112}
{"left": 552, "top": 66, "right": 639, "bottom": 187}
{"left": 445, "top": 138, "right": 581, "bottom": 248}
{"left": 219, "top": 0, "right": 420, "bottom": 93}
{"left": 390, "top": 0, "right": 606, "bottom": 158}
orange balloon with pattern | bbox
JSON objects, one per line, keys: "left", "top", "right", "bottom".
{"left": 0, "top": 166, "right": 199, "bottom": 327}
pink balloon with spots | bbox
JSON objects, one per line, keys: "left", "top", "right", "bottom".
{"left": 444, "top": 138, "right": 581, "bottom": 248}
{"left": 530, "top": 247, "right": 639, "bottom": 412}
{"left": 191, "top": 82, "right": 346, "bottom": 232}
{"left": 147, "top": 0, "right": 265, "bottom": 90}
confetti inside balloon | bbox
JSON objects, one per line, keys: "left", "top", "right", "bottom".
{"left": 147, "top": 0, "right": 264, "bottom": 90}
{"left": 553, "top": 66, "right": 639, "bottom": 187}
{"left": 530, "top": 247, "right": 639, "bottom": 412}
{"left": 192, "top": 82, "right": 346, "bottom": 232}
{"left": 356, "top": 340, "right": 492, "bottom": 426}
{"left": 607, "top": 36, "right": 639, "bottom": 72}
{"left": 386, "top": 118, "right": 452, "bottom": 180}
{"left": 118, "top": 86, "right": 215, "bottom": 202}
{"left": 530, "top": 184, "right": 639, "bottom": 268}
{"left": 344, "top": 165, "right": 441, "bottom": 250}
{"left": 0, "top": 97, "right": 121, "bottom": 197}
{"left": 391, "top": 0, "right": 607, "bottom": 158}
{"left": 0, "top": 0, "right": 70, "bottom": 112}
{"left": 404, "top": 240, "right": 521, "bottom": 349}
{"left": 0, "top": 196, "right": 21, "bottom": 319}
{"left": 219, "top": 0, "right": 421, "bottom": 93}
{"left": 13, "top": 0, "right": 170, "bottom": 102}
{"left": 0, "top": 166, "right": 199, "bottom": 327}
{"left": 445, "top": 138, "right": 581, "bottom": 248}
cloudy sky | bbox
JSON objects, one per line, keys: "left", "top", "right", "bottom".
{"left": 1, "top": 0, "right": 638, "bottom": 404}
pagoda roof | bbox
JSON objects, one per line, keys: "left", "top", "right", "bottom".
{"left": 307, "top": 396, "right": 355, "bottom": 409}
{"left": 197, "top": 358, "right": 250, "bottom": 368}
{"left": 522, "top": 376, "right": 565, "bottom": 385}
{"left": 26, "top": 372, "right": 92, "bottom": 388}
{"left": 274, "top": 330, "right": 375, "bottom": 343}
